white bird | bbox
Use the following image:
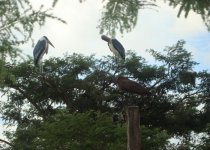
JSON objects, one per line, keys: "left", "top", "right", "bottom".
{"left": 101, "top": 35, "right": 125, "bottom": 60}
{"left": 33, "top": 36, "right": 54, "bottom": 73}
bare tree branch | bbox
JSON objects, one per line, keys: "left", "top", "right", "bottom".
{"left": 0, "top": 138, "right": 13, "bottom": 147}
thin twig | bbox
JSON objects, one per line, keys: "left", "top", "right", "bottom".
{"left": 0, "top": 20, "right": 19, "bottom": 32}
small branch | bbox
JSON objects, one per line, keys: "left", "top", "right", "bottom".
{"left": 0, "top": 138, "right": 13, "bottom": 147}
{"left": 41, "top": 75, "right": 77, "bottom": 112}
{"left": 150, "top": 77, "right": 165, "bottom": 89}
{"left": 0, "top": 20, "right": 19, "bottom": 32}
{"left": 11, "top": 85, "right": 46, "bottom": 120}
{"left": 178, "top": 89, "right": 205, "bottom": 103}
{"left": 0, "top": 11, "right": 40, "bottom": 32}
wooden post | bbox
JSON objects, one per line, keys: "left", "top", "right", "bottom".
{"left": 126, "top": 106, "right": 140, "bottom": 150}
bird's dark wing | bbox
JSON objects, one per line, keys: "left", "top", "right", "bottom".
{"left": 111, "top": 39, "right": 125, "bottom": 59}
{"left": 33, "top": 40, "right": 46, "bottom": 66}
{"left": 119, "top": 79, "right": 150, "bottom": 95}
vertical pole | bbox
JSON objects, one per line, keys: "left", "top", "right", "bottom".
{"left": 126, "top": 106, "right": 140, "bottom": 150}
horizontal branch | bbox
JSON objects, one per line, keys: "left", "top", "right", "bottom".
{"left": 0, "top": 138, "right": 13, "bottom": 147}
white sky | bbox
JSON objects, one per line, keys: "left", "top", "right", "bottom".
{"left": 1, "top": 0, "right": 210, "bottom": 140}
{"left": 18, "top": 0, "right": 210, "bottom": 70}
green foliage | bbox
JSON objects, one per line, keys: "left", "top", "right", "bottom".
{"left": 1, "top": 40, "right": 210, "bottom": 149}
{"left": 0, "top": 41, "right": 20, "bottom": 86}
{"left": 0, "top": 0, "right": 66, "bottom": 45}
{"left": 147, "top": 40, "right": 198, "bottom": 87}
{"left": 141, "top": 125, "right": 170, "bottom": 150}
{"left": 11, "top": 111, "right": 127, "bottom": 150}
{"left": 167, "top": 0, "right": 210, "bottom": 31}
{"left": 98, "top": 0, "right": 156, "bottom": 36}
{"left": 0, "top": 0, "right": 65, "bottom": 87}
{"left": 1, "top": 1, "right": 209, "bottom": 148}
{"left": 8, "top": 111, "right": 171, "bottom": 150}
{"left": 196, "top": 124, "right": 210, "bottom": 150}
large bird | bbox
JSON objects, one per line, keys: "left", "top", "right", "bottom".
{"left": 33, "top": 36, "right": 55, "bottom": 72}
{"left": 116, "top": 76, "right": 151, "bottom": 96}
{"left": 101, "top": 35, "right": 125, "bottom": 60}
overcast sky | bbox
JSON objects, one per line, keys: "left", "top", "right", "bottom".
{"left": 1, "top": 0, "right": 210, "bottom": 140}
{"left": 18, "top": 0, "right": 210, "bottom": 71}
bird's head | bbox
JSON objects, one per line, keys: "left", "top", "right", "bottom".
{"left": 101, "top": 35, "right": 111, "bottom": 42}
{"left": 43, "top": 36, "right": 55, "bottom": 48}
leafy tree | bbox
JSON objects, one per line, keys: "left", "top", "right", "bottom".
{"left": 0, "top": 0, "right": 65, "bottom": 86}
{"left": 0, "top": 40, "right": 210, "bottom": 149}
{"left": 3, "top": 111, "right": 169, "bottom": 150}
{"left": 0, "top": 0, "right": 209, "bottom": 149}
{"left": 0, "top": 0, "right": 64, "bottom": 148}
{"left": 12, "top": 111, "right": 127, "bottom": 150}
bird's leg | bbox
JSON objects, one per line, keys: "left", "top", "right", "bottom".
{"left": 39, "top": 59, "right": 41, "bottom": 73}
{"left": 115, "top": 56, "right": 118, "bottom": 64}
{"left": 113, "top": 56, "right": 119, "bottom": 69}
{"left": 40, "top": 60, "right": 43, "bottom": 73}
{"left": 41, "top": 63, "right": 43, "bottom": 73}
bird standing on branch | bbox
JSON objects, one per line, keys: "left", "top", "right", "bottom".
{"left": 101, "top": 35, "right": 125, "bottom": 60}
{"left": 116, "top": 76, "right": 151, "bottom": 96}
{"left": 33, "top": 36, "right": 55, "bottom": 73}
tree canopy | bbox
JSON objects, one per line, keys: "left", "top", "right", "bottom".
{"left": 0, "top": 0, "right": 210, "bottom": 149}
{"left": 0, "top": 40, "right": 210, "bottom": 149}
{"left": 0, "top": 0, "right": 65, "bottom": 85}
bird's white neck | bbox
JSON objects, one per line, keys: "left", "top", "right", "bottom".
{"left": 40, "top": 36, "right": 46, "bottom": 41}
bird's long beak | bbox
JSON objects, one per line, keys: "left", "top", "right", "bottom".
{"left": 47, "top": 40, "right": 55, "bottom": 48}
{"left": 101, "top": 35, "right": 110, "bottom": 42}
